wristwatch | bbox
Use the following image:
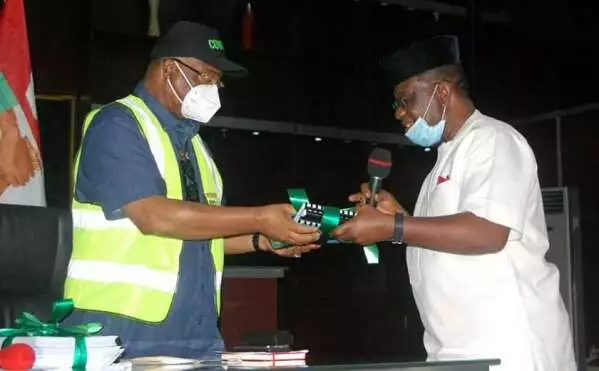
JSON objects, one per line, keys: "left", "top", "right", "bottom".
{"left": 392, "top": 213, "right": 404, "bottom": 244}
{"left": 252, "top": 233, "right": 262, "bottom": 252}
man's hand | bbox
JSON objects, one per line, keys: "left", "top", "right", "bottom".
{"left": 259, "top": 235, "right": 320, "bottom": 258}
{"left": 332, "top": 204, "right": 394, "bottom": 246}
{"left": 224, "top": 233, "right": 320, "bottom": 256}
{"left": 349, "top": 183, "right": 410, "bottom": 216}
{"left": 256, "top": 204, "right": 321, "bottom": 246}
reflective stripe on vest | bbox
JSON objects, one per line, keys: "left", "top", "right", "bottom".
{"left": 68, "top": 259, "right": 178, "bottom": 293}
{"left": 65, "top": 95, "right": 225, "bottom": 323}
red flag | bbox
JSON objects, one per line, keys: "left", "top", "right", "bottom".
{"left": 241, "top": 1, "right": 254, "bottom": 51}
{"left": 0, "top": 0, "right": 45, "bottom": 205}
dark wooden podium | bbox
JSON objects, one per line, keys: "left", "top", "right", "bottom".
{"left": 219, "top": 266, "right": 288, "bottom": 350}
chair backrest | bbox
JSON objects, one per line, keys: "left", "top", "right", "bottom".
{"left": 0, "top": 204, "right": 72, "bottom": 326}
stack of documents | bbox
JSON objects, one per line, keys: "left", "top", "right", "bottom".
{"left": 0, "top": 335, "right": 124, "bottom": 370}
{"left": 126, "top": 356, "right": 222, "bottom": 371}
{"left": 221, "top": 349, "right": 308, "bottom": 368}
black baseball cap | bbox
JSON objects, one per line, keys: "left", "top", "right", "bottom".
{"left": 380, "top": 35, "right": 460, "bottom": 86}
{"left": 151, "top": 21, "right": 247, "bottom": 78}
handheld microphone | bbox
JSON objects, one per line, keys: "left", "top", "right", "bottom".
{"left": 0, "top": 343, "right": 36, "bottom": 370}
{"left": 367, "top": 148, "right": 392, "bottom": 206}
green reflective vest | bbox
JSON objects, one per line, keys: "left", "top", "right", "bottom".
{"left": 65, "top": 95, "right": 224, "bottom": 323}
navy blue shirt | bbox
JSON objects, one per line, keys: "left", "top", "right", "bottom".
{"left": 65, "top": 84, "right": 223, "bottom": 359}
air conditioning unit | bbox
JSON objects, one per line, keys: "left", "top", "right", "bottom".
{"left": 542, "top": 187, "right": 586, "bottom": 370}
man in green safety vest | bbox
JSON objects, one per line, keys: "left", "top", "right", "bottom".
{"left": 63, "top": 21, "right": 321, "bottom": 359}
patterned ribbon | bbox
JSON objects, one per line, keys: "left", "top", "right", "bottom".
{"left": 0, "top": 299, "right": 103, "bottom": 369}
{"left": 280, "top": 188, "right": 379, "bottom": 264}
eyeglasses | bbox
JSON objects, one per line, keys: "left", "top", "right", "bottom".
{"left": 392, "top": 82, "right": 441, "bottom": 111}
{"left": 392, "top": 93, "right": 414, "bottom": 111}
{"left": 172, "top": 58, "right": 225, "bottom": 88}
{"left": 179, "top": 152, "right": 200, "bottom": 202}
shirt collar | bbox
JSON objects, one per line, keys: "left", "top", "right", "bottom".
{"left": 438, "top": 109, "right": 481, "bottom": 153}
{"left": 133, "top": 83, "right": 200, "bottom": 141}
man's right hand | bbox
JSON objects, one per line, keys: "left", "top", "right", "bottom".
{"left": 257, "top": 204, "right": 321, "bottom": 245}
{"left": 348, "top": 182, "right": 410, "bottom": 216}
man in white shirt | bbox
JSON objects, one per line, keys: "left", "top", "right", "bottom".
{"left": 333, "top": 35, "right": 576, "bottom": 371}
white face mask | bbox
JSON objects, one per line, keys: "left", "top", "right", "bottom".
{"left": 167, "top": 61, "right": 221, "bottom": 123}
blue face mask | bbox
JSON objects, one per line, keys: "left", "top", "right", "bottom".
{"left": 405, "top": 84, "right": 446, "bottom": 148}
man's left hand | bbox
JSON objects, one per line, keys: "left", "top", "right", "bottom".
{"left": 259, "top": 236, "right": 320, "bottom": 258}
{"left": 332, "top": 204, "right": 395, "bottom": 246}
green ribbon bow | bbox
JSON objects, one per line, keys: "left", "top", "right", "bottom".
{"left": 278, "top": 188, "right": 379, "bottom": 264}
{"left": 0, "top": 299, "right": 103, "bottom": 369}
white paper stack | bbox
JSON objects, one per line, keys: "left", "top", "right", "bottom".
{"left": 0, "top": 335, "right": 124, "bottom": 370}
{"left": 126, "top": 356, "right": 222, "bottom": 371}
{"left": 221, "top": 350, "right": 309, "bottom": 368}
